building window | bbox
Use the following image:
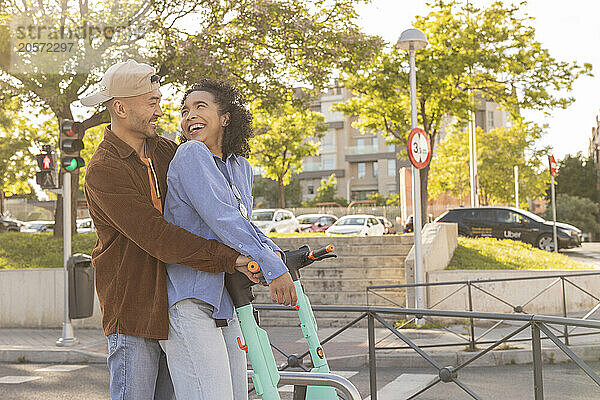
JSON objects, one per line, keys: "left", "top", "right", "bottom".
{"left": 308, "top": 185, "right": 314, "bottom": 195}
{"left": 356, "top": 138, "right": 365, "bottom": 148}
{"left": 358, "top": 163, "right": 366, "bottom": 179}
{"left": 388, "top": 159, "right": 396, "bottom": 176}
{"left": 373, "top": 161, "right": 378, "bottom": 177}
{"left": 488, "top": 111, "right": 494, "bottom": 128}
{"left": 387, "top": 143, "right": 395, "bottom": 152}
{"left": 323, "top": 155, "right": 335, "bottom": 170}
{"left": 372, "top": 137, "right": 378, "bottom": 149}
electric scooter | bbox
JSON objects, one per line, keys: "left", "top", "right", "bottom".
{"left": 225, "top": 244, "right": 339, "bottom": 400}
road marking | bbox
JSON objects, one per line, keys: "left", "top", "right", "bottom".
{"left": 278, "top": 371, "right": 358, "bottom": 393}
{"left": 0, "top": 376, "right": 42, "bottom": 384}
{"left": 365, "top": 373, "right": 438, "bottom": 400}
{"left": 35, "top": 365, "right": 88, "bottom": 372}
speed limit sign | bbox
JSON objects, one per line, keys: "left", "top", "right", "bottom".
{"left": 407, "top": 128, "right": 431, "bottom": 169}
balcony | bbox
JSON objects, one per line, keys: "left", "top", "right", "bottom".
{"left": 302, "top": 162, "right": 323, "bottom": 172}
{"left": 347, "top": 145, "right": 379, "bottom": 155}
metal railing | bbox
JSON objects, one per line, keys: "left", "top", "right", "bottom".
{"left": 254, "top": 304, "right": 600, "bottom": 400}
{"left": 367, "top": 271, "right": 600, "bottom": 351}
{"left": 247, "top": 370, "right": 361, "bottom": 400}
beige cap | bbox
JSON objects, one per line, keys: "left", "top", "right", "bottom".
{"left": 80, "top": 59, "right": 160, "bottom": 107}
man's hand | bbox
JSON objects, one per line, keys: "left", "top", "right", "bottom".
{"left": 235, "top": 254, "right": 252, "bottom": 266}
{"left": 234, "top": 265, "right": 261, "bottom": 284}
{"left": 269, "top": 272, "right": 297, "bottom": 306}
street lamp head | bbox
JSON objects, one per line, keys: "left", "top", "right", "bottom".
{"left": 396, "top": 28, "right": 428, "bottom": 51}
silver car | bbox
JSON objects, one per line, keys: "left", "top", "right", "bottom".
{"left": 251, "top": 209, "right": 300, "bottom": 234}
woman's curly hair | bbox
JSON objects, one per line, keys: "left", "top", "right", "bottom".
{"left": 179, "top": 79, "right": 252, "bottom": 158}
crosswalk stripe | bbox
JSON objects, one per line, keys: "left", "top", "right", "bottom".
{"left": 0, "top": 376, "right": 42, "bottom": 384}
{"left": 278, "top": 371, "right": 359, "bottom": 393}
{"left": 365, "top": 373, "right": 438, "bottom": 400}
{"left": 35, "top": 365, "right": 88, "bottom": 372}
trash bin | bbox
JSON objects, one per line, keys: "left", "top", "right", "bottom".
{"left": 67, "top": 253, "right": 94, "bottom": 319}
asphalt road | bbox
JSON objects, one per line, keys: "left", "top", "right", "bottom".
{"left": 562, "top": 242, "right": 600, "bottom": 268}
{"left": 2, "top": 362, "right": 599, "bottom": 400}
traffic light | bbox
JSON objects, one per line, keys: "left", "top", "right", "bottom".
{"left": 60, "top": 119, "right": 85, "bottom": 171}
{"left": 35, "top": 144, "right": 58, "bottom": 189}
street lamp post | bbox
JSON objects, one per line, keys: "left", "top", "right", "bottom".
{"left": 397, "top": 28, "right": 428, "bottom": 320}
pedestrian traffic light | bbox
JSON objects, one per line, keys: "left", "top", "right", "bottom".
{"left": 35, "top": 144, "right": 58, "bottom": 189}
{"left": 60, "top": 119, "right": 85, "bottom": 172}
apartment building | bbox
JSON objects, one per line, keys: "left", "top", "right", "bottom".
{"left": 297, "top": 87, "right": 409, "bottom": 202}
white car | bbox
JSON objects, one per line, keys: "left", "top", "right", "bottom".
{"left": 251, "top": 209, "right": 300, "bottom": 234}
{"left": 20, "top": 220, "right": 55, "bottom": 233}
{"left": 325, "top": 214, "right": 385, "bottom": 236}
{"left": 77, "top": 218, "right": 96, "bottom": 233}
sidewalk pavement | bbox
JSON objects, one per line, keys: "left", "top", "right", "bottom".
{"left": 2, "top": 320, "right": 600, "bottom": 369}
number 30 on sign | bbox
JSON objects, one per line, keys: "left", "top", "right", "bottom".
{"left": 407, "top": 128, "right": 432, "bottom": 169}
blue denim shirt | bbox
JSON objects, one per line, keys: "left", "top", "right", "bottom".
{"left": 164, "top": 140, "right": 288, "bottom": 319}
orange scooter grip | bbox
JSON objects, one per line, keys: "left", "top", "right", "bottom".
{"left": 247, "top": 261, "right": 261, "bottom": 273}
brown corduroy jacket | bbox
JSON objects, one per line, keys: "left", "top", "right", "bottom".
{"left": 84, "top": 126, "right": 240, "bottom": 339}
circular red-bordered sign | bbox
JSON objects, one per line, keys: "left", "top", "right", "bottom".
{"left": 407, "top": 128, "right": 431, "bottom": 169}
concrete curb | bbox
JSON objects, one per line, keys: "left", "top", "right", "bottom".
{"left": 327, "top": 344, "right": 600, "bottom": 369}
{"left": 0, "top": 347, "right": 106, "bottom": 364}
{"left": 2, "top": 343, "right": 599, "bottom": 369}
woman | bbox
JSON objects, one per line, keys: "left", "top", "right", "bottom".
{"left": 159, "top": 79, "right": 296, "bottom": 400}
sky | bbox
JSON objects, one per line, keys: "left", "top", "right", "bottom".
{"left": 356, "top": 0, "right": 600, "bottom": 159}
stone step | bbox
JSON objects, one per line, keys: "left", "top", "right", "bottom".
{"left": 272, "top": 235, "right": 414, "bottom": 248}
{"left": 315, "top": 256, "right": 405, "bottom": 268}
{"left": 297, "top": 267, "right": 405, "bottom": 280}
{"left": 272, "top": 243, "right": 413, "bottom": 256}
{"left": 253, "top": 291, "right": 405, "bottom": 305}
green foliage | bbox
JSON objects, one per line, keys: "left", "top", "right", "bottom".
{"left": 447, "top": 237, "right": 585, "bottom": 270}
{"left": 544, "top": 194, "right": 600, "bottom": 234}
{"left": 335, "top": 0, "right": 591, "bottom": 219}
{"left": 554, "top": 154, "right": 598, "bottom": 202}
{"left": 249, "top": 100, "right": 327, "bottom": 207}
{"left": 0, "top": 232, "right": 97, "bottom": 269}
{"left": 252, "top": 176, "right": 303, "bottom": 208}
{"left": 302, "top": 173, "right": 349, "bottom": 207}
{"left": 429, "top": 120, "right": 549, "bottom": 205}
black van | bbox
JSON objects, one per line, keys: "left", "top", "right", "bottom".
{"left": 436, "top": 207, "right": 582, "bottom": 251}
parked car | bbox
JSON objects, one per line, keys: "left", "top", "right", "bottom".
{"left": 0, "top": 217, "right": 21, "bottom": 232}
{"left": 251, "top": 209, "right": 300, "bottom": 234}
{"left": 297, "top": 214, "right": 338, "bottom": 233}
{"left": 77, "top": 218, "right": 96, "bottom": 233}
{"left": 20, "top": 220, "right": 54, "bottom": 233}
{"left": 403, "top": 214, "right": 434, "bottom": 233}
{"left": 325, "top": 214, "right": 385, "bottom": 236}
{"left": 435, "top": 206, "right": 582, "bottom": 251}
{"left": 377, "top": 217, "right": 396, "bottom": 234}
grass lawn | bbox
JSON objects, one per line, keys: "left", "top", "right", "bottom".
{"left": 447, "top": 237, "right": 588, "bottom": 270}
{"left": 0, "top": 232, "right": 97, "bottom": 269}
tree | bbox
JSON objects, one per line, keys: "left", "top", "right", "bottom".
{"left": 249, "top": 101, "right": 326, "bottom": 208}
{"left": 429, "top": 120, "right": 548, "bottom": 206}
{"left": 544, "top": 194, "right": 600, "bottom": 235}
{"left": 252, "top": 176, "right": 302, "bottom": 209}
{"left": 335, "top": 0, "right": 591, "bottom": 226}
{"left": 1, "top": 0, "right": 380, "bottom": 235}
{"left": 303, "top": 173, "right": 348, "bottom": 207}
{"left": 428, "top": 127, "right": 470, "bottom": 203}
{"left": 553, "top": 154, "right": 597, "bottom": 202}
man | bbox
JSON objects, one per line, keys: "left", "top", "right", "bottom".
{"left": 81, "top": 60, "right": 296, "bottom": 399}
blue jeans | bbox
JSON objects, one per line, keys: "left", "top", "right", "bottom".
{"left": 106, "top": 326, "right": 175, "bottom": 400}
{"left": 159, "top": 299, "right": 248, "bottom": 400}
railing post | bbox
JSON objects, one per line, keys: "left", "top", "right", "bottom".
{"left": 368, "top": 311, "right": 377, "bottom": 400}
{"left": 531, "top": 322, "right": 544, "bottom": 400}
{"left": 467, "top": 281, "right": 476, "bottom": 351}
{"left": 561, "top": 277, "right": 570, "bottom": 346}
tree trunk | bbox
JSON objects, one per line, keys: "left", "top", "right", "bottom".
{"left": 278, "top": 179, "right": 286, "bottom": 208}
{"left": 0, "top": 189, "right": 4, "bottom": 216}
